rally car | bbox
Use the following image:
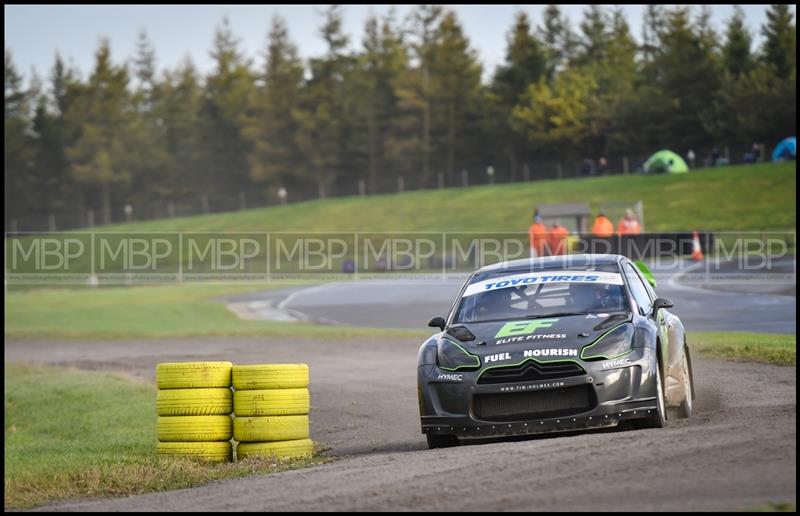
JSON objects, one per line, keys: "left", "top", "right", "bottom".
{"left": 417, "top": 254, "right": 695, "bottom": 448}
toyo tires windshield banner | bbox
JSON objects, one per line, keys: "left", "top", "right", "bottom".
{"left": 462, "top": 271, "right": 624, "bottom": 297}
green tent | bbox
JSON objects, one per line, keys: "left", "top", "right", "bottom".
{"left": 643, "top": 150, "right": 689, "bottom": 174}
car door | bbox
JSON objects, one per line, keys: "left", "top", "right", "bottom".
{"left": 623, "top": 262, "right": 670, "bottom": 364}
{"left": 624, "top": 262, "right": 686, "bottom": 394}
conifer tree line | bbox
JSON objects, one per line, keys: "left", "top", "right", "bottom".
{"left": 4, "top": 5, "right": 796, "bottom": 229}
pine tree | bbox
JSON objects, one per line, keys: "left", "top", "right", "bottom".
{"left": 408, "top": 4, "right": 443, "bottom": 188}
{"left": 129, "top": 31, "right": 169, "bottom": 209}
{"left": 575, "top": 6, "right": 637, "bottom": 157}
{"left": 602, "top": 8, "right": 638, "bottom": 154}
{"left": 133, "top": 30, "right": 157, "bottom": 97}
{"left": 637, "top": 7, "right": 721, "bottom": 152}
{"left": 28, "top": 58, "right": 78, "bottom": 217}
{"left": 160, "top": 57, "right": 204, "bottom": 202}
{"left": 242, "top": 15, "right": 305, "bottom": 200}
{"left": 723, "top": 6, "right": 754, "bottom": 79}
{"left": 640, "top": 5, "right": 664, "bottom": 63}
{"left": 296, "top": 5, "right": 352, "bottom": 198}
{"left": 4, "top": 49, "right": 33, "bottom": 226}
{"left": 429, "top": 10, "right": 482, "bottom": 184}
{"left": 354, "top": 11, "right": 409, "bottom": 193}
{"left": 65, "top": 40, "right": 132, "bottom": 224}
{"left": 539, "top": 5, "right": 577, "bottom": 79}
{"left": 761, "top": 4, "right": 796, "bottom": 79}
{"left": 491, "top": 11, "right": 547, "bottom": 180}
{"left": 575, "top": 5, "right": 610, "bottom": 66}
{"left": 199, "top": 17, "right": 255, "bottom": 202}
{"left": 494, "top": 11, "right": 547, "bottom": 103}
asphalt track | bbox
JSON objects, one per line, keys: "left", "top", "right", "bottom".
{"left": 227, "top": 259, "right": 796, "bottom": 334}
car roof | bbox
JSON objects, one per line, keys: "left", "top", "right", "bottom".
{"left": 476, "top": 254, "right": 625, "bottom": 274}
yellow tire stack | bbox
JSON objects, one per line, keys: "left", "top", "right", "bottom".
{"left": 232, "top": 364, "right": 313, "bottom": 460}
{"left": 155, "top": 362, "right": 234, "bottom": 462}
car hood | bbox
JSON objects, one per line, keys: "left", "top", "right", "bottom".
{"left": 446, "top": 313, "right": 631, "bottom": 364}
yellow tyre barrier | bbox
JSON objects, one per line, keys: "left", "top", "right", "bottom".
{"left": 156, "top": 441, "right": 232, "bottom": 462}
{"left": 156, "top": 362, "right": 233, "bottom": 389}
{"left": 233, "top": 388, "right": 309, "bottom": 416}
{"left": 233, "top": 415, "right": 309, "bottom": 443}
{"left": 157, "top": 415, "right": 232, "bottom": 442}
{"left": 237, "top": 439, "right": 314, "bottom": 460}
{"left": 157, "top": 388, "right": 233, "bottom": 416}
{"left": 232, "top": 364, "right": 309, "bottom": 390}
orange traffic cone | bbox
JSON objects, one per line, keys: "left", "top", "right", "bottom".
{"left": 691, "top": 231, "right": 704, "bottom": 261}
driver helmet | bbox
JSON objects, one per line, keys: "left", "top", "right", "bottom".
{"left": 478, "top": 287, "right": 514, "bottom": 314}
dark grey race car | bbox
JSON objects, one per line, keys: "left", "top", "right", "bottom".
{"left": 417, "top": 254, "right": 695, "bottom": 449}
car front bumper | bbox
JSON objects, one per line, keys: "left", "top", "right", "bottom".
{"left": 419, "top": 347, "right": 659, "bottom": 439}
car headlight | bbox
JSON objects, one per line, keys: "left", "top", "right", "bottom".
{"left": 580, "top": 323, "right": 635, "bottom": 360}
{"left": 436, "top": 337, "right": 480, "bottom": 371}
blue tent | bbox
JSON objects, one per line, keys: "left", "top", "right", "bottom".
{"left": 771, "top": 136, "right": 796, "bottom": 161}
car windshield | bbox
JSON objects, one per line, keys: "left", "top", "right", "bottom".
{"left": 453, "top": 266, "right": 629, "bottom": 324}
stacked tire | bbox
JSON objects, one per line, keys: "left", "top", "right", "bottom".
{"left": 155, "top": 362, "right": 233, "bottom": 462}
{"left": 232, "top": 364, "right": 313, "bottom": 460}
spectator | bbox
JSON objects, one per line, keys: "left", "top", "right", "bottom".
{"left": 580, "top": 158, "right": 596, "bottom": 177}
{"left": 548, "top": 220, "right": 570, "bottom": 256}
{"left": 617, "top": 209, "right": 642, "bottom": 235}
{"left": 711, "top": 147, "right": 721, "bottom": 166}
{"left": 598, "top": 156, "right": 608, "bottom": 175}
{"left": 744, "top": 142, "right": 761, "bottom": 164}
{"left": 592, "top": 213, "right": 614, "bottom": 237}
{"left": 528, "top": 210, "right": 548, "bottom": 257}
{"left": 687, "top": 149, "right": 696, "bottom": 168}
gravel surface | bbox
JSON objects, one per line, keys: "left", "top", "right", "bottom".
{"left": 6, "top": 336, "right": 796, "bottom": 512}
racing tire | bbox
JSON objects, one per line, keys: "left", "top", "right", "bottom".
{"left": 634, "top": 356, "right": 667, "bottom": 429}
{"left": 156, "top": 441, "right": 232, "bottom": 462}
{"left": 157, "top": 415, "right": 232, "bottom": 442}
{"left": 157, "top": 388, "right": 233, "bottom": 416}
{"left": 232, "top": 364, "right": 309, "bottom": 390}
{"left": 233, "top": 389, "right": 310, "bottom": 416}
{"left": 233, "top": 415, "right": 309, "bottom": 443}
{"left": 676, "top": 347, "right": 694, "bottom": 419}
{"left": 156, "top": 362, "right": 233, "bottom": 389}
{"left": 426, "top": 434, "right": 459, "bottom": 449}
{"left": 236, "top": 439, "right": 314, "bottom": 460}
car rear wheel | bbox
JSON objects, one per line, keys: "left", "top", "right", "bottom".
{"left": 676, "top": 348, "right": 694, "bottom": 419}
{"left": 426, "top": 434, "right": 459, "bottom": 449}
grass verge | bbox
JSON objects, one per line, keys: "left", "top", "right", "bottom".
{"left": 4, "top": 283, "right": 426, "bottom": 340}
{"left": 692, "top": 332, "right": 796, "bottom": 366}
{"left": 3, "top": 364, "right": 329, "bottom": 510}
{"left": 86, "top": 162, "right": 796, "bottom": 233}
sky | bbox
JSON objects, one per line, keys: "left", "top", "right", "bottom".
{"left": 4, "top": 5, "right": 790, "bottom": 85}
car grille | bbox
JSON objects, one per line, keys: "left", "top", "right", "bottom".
{"left": 477, "top": 360, "right": 585, "bottom": 385}
{"left": 473, "top": 385, "right": 595, "bottom": 421}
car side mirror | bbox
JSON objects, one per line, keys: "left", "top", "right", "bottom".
{"left": 428, "top": 316, "right": 446, "bottom": 330}
{"left": 652, "top": 297, "right": 674, "bottom": 317}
